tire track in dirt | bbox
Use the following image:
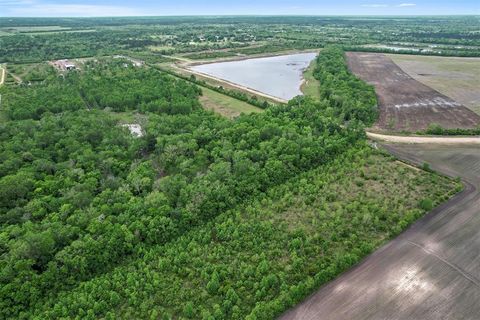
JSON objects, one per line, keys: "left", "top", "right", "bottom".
{"left": 406, "top": 240, "right": 480, "bottom": 289}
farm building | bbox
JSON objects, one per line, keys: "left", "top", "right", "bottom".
{"left": 51, "top": 59, "right": 77, "bottom": 71}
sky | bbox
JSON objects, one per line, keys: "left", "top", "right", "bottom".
{"left": 0, "top": 0, "right": 479, "bottom": 17}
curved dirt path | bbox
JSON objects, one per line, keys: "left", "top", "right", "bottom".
{"left": 367, "top": 131, "right": 480, "bottom": 144}
{"left": 0, "top": 67, "right": 5, "bottom": 86}
{"left": 280, "top": 143, "right": 480, "bottom": 320}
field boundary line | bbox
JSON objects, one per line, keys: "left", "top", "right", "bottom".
{"left": 407, "top": 240, "right": 480, "bottom": 288}
{"left": 367, "top": 132, "right": 480, "bottom": 144}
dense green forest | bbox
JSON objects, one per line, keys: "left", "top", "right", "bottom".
{"left": 313, "top": 47, "right": 378, "bottom": 124}
{"left": 1, "top": 16, "right": 479, "bottom": 63}
{"left": 0, "top": 47, "right": 459, "bottom": 319}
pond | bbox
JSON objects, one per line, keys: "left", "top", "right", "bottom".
{"left": 189, "top": 52, "right": 317, "bottom": 101}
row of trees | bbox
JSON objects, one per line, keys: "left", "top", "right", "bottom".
{"left": 425, "top": 123, "right": 480, "bottom": 136}
{"left": 313, "top": 46, "right": 378, "bottom": 125}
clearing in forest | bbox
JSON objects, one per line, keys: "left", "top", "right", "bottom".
{"left": 199, "top": 86, "right": 263, "bottom": 118}
{"left": 389, "top": 54, "right": 480, "bottom": 115}
{"left": 154, "top": 62, "right": 265, "bottom": 118}
{"left": 346, "top": 52, "right": 480, "bottom": 132}
{"left": 300, "top": 58, "right": 321, "bottom": 100}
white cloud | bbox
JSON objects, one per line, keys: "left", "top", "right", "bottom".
{"left": 361, "top": 3, "right": 417, "bottom": 9}
{"left": 0, "top": 0, "right": 35, "bottom": 6}
{"left": 361, "top": 4, "right": 389, "bottom": 7}
{"left": 8, "top": 4, "right": 145, "bottom": 17}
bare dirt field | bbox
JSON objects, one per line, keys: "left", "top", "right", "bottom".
{"left": 389, "top": 54, "right": 480, "bottom": 115}
{"left": 280, "top": 143, "right": 480, "bottom": 320}
{"left": 346, "top": 52, "right": 480, "bottom": 132}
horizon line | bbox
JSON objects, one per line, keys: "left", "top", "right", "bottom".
{"left": 1, "top": 14, "right": 479, "bottom": 18}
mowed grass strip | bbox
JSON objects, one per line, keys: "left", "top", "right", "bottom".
{"left": 199, "top": 86, "right": 263, "bottom": 118}
{"left": 301, "top": 58, "right": 321, "bottom": 101}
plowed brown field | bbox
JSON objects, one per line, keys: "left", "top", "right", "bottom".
{"left": 346, "top": 52, "right": 480, "bottom": 132}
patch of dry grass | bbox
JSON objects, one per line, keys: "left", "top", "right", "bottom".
{"left": 199, "top": 87, "right": 263, "bottom": 118}
{"left": 389, "top": 54, "right": 480, "bottom": 115}
{"left": 300, "top": 58, "right": 321, "bottom": 100}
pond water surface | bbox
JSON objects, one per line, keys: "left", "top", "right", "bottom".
{"left": 190, "top": 52, "right": 317, "bottom": 101}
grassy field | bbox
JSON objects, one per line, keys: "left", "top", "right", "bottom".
{"left": 347, "top": 52, "right": 480, "bottom": 132}
{"left": 105, "top": 110, "right": 140, "bottom": 123}
{"left": 5, "top": 62, "right": 55, "bottom": 83}
{"left": 301, "top": 58, "right": 321, "bottom": 100}
{"left": 389, "top": 54, "right": 480, "bottom": 115}
{"left": 1, "top": 26, "right": 72, "bottom": 33}
{"left": 199, "top": 86, "right": 263, "bottom": 118}
{"left": 27, "top": 29, "right": 96, "bottom": 35}
{"left": 154, "top": 62, "right": 265, "bottom": 118}
{"left": 148, "top": 45, "right": 175, "bottom": 52}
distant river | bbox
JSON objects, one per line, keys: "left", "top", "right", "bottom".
{"left": 190, "top": 52, "right": 318, "bottom": 101}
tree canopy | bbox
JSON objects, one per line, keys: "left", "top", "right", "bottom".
{"left": 0, "top": 47, "right": 460, "bottom": 319}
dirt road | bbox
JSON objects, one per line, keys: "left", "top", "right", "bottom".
{"left": 0, "top": 66, "right": 5, "bottom": 86}
{"left": 280, "top": 143, "right": 480, "bottom": 320}
{"left": 367, "top": 131, "right": 480, "bottom": 144}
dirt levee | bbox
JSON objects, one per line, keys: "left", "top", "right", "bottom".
{"left": 346, "top": 52, "right": 480, "bottom": 132}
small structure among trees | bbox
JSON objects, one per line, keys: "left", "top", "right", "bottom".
{"left": 51, "top": 59, "right": 76, "bottom": 71}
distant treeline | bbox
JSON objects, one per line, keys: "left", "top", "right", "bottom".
{"left": 346, "top": 46, "right": 480, "bottom": 58}
{"left": 1, "top": 16, "right": 479, "bottom": 63}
